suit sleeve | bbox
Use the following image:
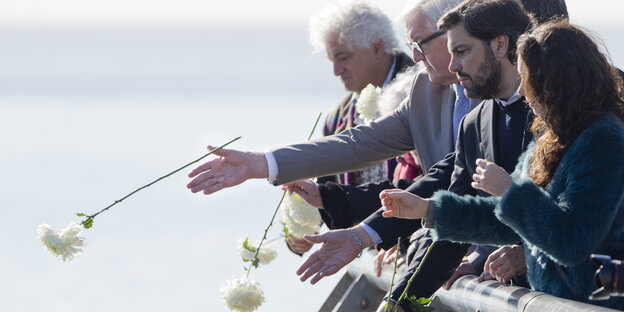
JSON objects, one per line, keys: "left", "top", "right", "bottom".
{"left": 271, "top": 97, "right": 414, "bottom": 185}
{"left": 363, "top": 152, "right": 456, "bottom": 250}
{"left": 317, "top": 180, "right": 400, "bottom": 229}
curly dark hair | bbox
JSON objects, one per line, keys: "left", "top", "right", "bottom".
{"left": 517, "top": 21, "right": 624, "bottom": 187}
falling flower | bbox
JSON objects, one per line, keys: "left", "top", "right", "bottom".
{"left": 356, "top": 84, "right": 382, "bottom": 123}
{"left": 281, "top": 193, "right": 321, "bottom": 238}
{"left": 237, "top": 238, "right": 277, "bottom": 265}
{"left": 220, "top": 276, "right": 265, "bottom": 312}
{"left": 37, "top": 222, "right": 85, "bottom": 261}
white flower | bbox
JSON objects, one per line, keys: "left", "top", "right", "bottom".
{"left": 237, "top": 238, "right": 277, "bottom": 265}
{"left": 220, "top": 276, "right": 265, "bottom": 312}
{"left": 356, "top": 84, "right": 382, "bottom": 123}
{"left": 281, "top": 193, "right": 321, "bottom": 238}
{"left": 37, "top": 222, "right": 85, "bottom": 261}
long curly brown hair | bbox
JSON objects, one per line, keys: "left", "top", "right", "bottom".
{"left": 517, "top": 21, "right": 624, "bottom": 188}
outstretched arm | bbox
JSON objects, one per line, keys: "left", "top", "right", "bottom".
{"left": 186, "top": 146, "right": 268, "bottom": 195}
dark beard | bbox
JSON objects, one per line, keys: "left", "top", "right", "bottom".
{"left": 464, "top": 47, "right": 501, "bottom": 99}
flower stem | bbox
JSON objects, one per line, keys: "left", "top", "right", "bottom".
{"left": 80, "top": 136, "right": 242, "bottom": 228}
{"left": 385, "top": 237, "right": 401, "bottom": 312}
{"left": 392, "top": 241, "right": 436, "bottom": 312}
{"left": 245, "top": 113, "right": 322, "bottom": 277}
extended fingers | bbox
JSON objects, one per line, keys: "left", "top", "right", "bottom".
{"left": 187, "top": 171, "right": 224, "bottom": 193}
{"left": 312, "top": 264, "right": 341, "bottom": 284}
{"left": 297, "top": 251, "right": 320, "bottom": 277}
{"left": 187, "top": 160, "right": 216, "bottom": 178}
{"left": 299, "top": 260, "right": 323, "bottom": 282}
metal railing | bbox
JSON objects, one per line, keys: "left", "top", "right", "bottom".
{"left": 320, "top": 249, "right": 619, "bottom": 312}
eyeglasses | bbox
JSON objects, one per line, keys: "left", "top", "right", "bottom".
{"left": 406, "top": 30, "right": 446, "bottom": 54}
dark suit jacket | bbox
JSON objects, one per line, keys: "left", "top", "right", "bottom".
{"left": 365, "top": 98, "right": 533, "bottom": 248}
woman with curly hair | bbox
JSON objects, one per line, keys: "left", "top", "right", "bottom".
{"left": 379, "top": 20, "right": 624, "bottom": 308}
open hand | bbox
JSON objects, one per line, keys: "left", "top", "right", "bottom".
{"left": 471, "top": 159, "right": 512, "bottom": 197}
{"left": 296, "top": 229, "right": 365, "bottom": 284}
{"left": 187, "top": 146, "right": 267, "bottom": 195}
{"left": 379, "top": 189, "right": 429, "bottom": 219}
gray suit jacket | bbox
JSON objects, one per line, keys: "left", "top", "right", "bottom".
{"left": 272, "top": 66, "right": 478, "bottom": 186}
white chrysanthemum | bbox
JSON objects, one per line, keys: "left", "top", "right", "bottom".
{"left": 37, "top": 222, "right": 85, "bottom": 261}
{"left": 283, "top": 193, "right": 322, "bottom": 227}
{"left": 237, "top": 238, "right": 277, "bottom": 265}
{"left": 220, "top": 277, "right": 265, "bottom": 312}
{"left": 283, "top": 217, "right": 319, "bottom": 239}
{"left": 356, "top": 84, "right": 381, "bottom": 123}
{"left": 281, "top": 193, "right": 321, "bottom": 238}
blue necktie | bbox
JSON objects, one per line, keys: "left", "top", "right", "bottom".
{"left": 453, "top": 84, "right": 471, "bottom": 143}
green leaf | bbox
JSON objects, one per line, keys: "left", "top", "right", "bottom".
{"left": 76, "top": 213, "right": 86, "bottom": 217}
{"left": 242, "top": 237, "right": 256, "bottom": 252}
{"left": 281, "top": 221, "right": 291, "bottom": 238}
{"left": 407, "top": 297, "right": 434, "bottom": 312}
{"left": 81, "top": 218, "right": 94, "bottom": 229}
{"left": 252, "top": 258, "right": 259, "bottom": 268}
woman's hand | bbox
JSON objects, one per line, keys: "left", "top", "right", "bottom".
{"left": 471, "top": 159, "right": 512, "bottom": 197}
{"left": 379, "top": 189, "right": 428, "bottom": 219}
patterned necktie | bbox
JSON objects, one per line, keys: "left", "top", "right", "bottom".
{"left": 453, "top": 84, "right": 471, "bottom": 143}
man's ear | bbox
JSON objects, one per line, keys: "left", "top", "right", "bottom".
{"left": 490, "top": 34, "right": 510, "bottom": 59}
{"left": 372, "top": 40, "right": 386, "bottom": 58}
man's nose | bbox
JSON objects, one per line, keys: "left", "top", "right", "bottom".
{"left": 333, "top": 62, "right": 345, "bottom": 76}
{"left": 449, "top": 55, "right": 461, "bottom": 73}
{"left": 412, "top": 49, "right": 425, "bottom": 63}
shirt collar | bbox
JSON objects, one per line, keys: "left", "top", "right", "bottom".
{"left": 496, "top": 86, "right": 522, "bottom": 107}
{"left": 381, "top": 54, "right": 398, "bottom": 88}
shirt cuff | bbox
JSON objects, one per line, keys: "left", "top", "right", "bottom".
{"left": 264, "top": 151, "right": 279, "bottom": 185}
{"left": 421, "top": 200, "right": 437, "bottom": 228}
{"left": 361, "top": 222, "right": 383, "bottom": 245}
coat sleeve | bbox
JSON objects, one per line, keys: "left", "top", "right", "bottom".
{"left": 318, "top": 180, "right": 399, "bottom": 229}
{"left": 431, "top": 190, "right": 522, "bottom": 245}
{"left": 497, "top": 119, "right": 624, "bottom": 267}
{"left": 271, "top": 97, "right": 414, "bottom": 185}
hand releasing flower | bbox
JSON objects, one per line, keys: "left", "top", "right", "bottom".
{"left": 220, "top": 277, "right": 265, "bottom": 312}
{"left": 281, "top": 193, "right": 321, "bottom": 238}
{"left": 356, "top": 84, "right": 382, "bottom": 123}
{"left": 238, "top": 237, "right": 277, "bottom": 266}
{"left": 37, "top": 222, "right": 85, "bottom": 261}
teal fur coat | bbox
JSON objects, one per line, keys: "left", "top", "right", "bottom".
{"left": 431, "top": 114, "right": 624, "bottom": 308}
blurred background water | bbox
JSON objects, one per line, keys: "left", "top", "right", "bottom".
{"left": 0, "top": 1, "right": 623, "bottom": 311}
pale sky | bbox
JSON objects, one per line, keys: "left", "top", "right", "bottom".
{"left": 1, "top": 0, "right": 622, "bottom": 26}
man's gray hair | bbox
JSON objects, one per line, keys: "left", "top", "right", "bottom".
{"left": 398, "top": 0, "right": 463, "bottom": 26}
{"left": 309, "top": 0, "right": 399, "bottom": 54}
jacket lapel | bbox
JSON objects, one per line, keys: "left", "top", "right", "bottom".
{"left": 479, "top": 99, "right": 497, "bottom": 163}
